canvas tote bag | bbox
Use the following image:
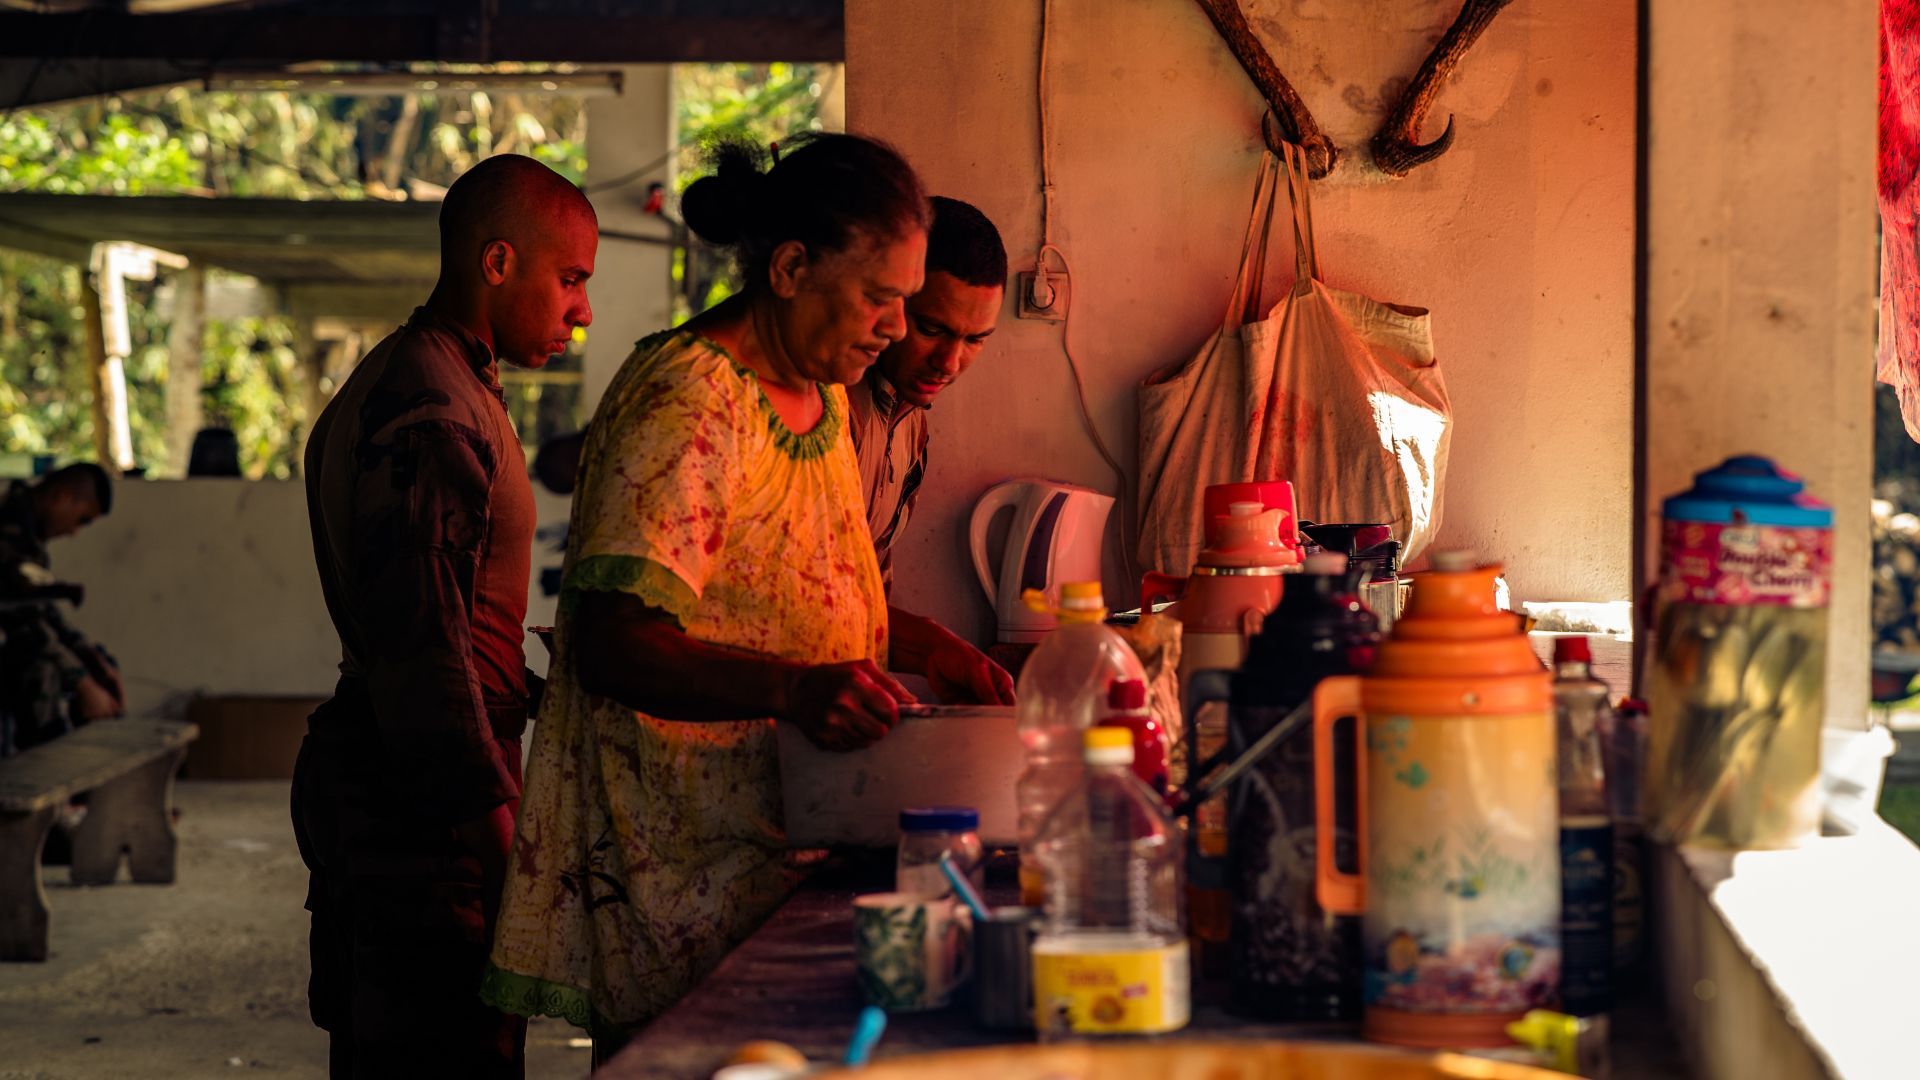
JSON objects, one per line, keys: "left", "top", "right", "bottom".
{"left": 1137, "top": 143, "right": 1451, "bottom": 577}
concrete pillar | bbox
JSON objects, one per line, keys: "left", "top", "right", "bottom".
{"left": 1640, "top": 0, "right": 1878, "bottom": 727}
{"left": 582, "top": 64, "right": 676, "bottom": 413}
{"left": 163, "top": 265, "right": 206, "bottom": 478}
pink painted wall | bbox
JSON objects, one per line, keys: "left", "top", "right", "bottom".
{"left": 848, "top": 0, "right": 1636, "bottom": 644}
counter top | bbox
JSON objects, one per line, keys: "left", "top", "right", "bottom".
{"left": 602, "top": 855, "right": 1692, "bottom": 1079}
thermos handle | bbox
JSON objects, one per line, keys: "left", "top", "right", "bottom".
{"left": 1141, "top": 571, "right": 1187, "bottom": 612}
{"left": 1313, "top": 676, "right": 1366, "bottom": 915}
{"left": 1181, "top": 668, "right": 1235, "bottom": 890}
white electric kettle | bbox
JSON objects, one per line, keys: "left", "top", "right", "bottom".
{"left": 968, "top": 478, "right": 1113, "bottom": 643}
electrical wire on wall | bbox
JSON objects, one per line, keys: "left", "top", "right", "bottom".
{"left": 1033, "top": 0, "right": 1140, "bottom": 591}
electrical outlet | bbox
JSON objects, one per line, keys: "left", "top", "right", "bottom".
{"left": 1016, "top": 270, "right": 1069, "bottom": 321}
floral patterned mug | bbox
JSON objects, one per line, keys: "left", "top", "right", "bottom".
{"left": 853, "top": 892, "right": 972, "bottom": 1011}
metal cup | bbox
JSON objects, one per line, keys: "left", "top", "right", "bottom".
{"left": 969, "top": 906, "right": 1038, "bottom": 1030}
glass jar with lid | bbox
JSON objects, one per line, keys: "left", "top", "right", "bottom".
{"left": 896, "top": 806, "right": 985, "bottom": 899}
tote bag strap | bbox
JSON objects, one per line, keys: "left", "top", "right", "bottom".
{"left": 1222, "top": 150, "right": 1282, "bottom": 330}
{"left": 1280, "top": 140, "right": 1322, "bottom": 296}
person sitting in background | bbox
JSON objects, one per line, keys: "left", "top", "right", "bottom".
{"left": 0, "top": 463, "right": 122, "bottom": 758}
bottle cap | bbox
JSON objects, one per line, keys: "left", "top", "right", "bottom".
{"left": 1023, "top": 582, "right": 1108, "bottom": 624}
{"left": 1107, "top": 678, "right": 1147, "bottom": 710}
{"left": 899, "top": 806, "right": 980, "bottom": 833}
{"left": 1662, "top": 455, "right": 1832, "bottom": 528}
{"left": 1082, "top": 727, "right": 1134, "bottom": 765}
{"left": 1553, "top": 636, "right": 1592, "bottom": 665}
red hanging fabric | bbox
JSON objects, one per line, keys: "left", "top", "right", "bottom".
{"left": 1880, "top": 0, "right": 1920, "bottom": 438}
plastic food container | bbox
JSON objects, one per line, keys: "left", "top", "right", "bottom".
{"left": 895, "top": 806, "right": 984, "bottom": 897}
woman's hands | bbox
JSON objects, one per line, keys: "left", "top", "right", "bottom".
{"left": 887, "top": 605, "right": 1016, "bottom": 707}
{"left": 924, "top": 637, "right": 1016, "bottom": 706}
{"left": 784, "top": 659, "right": 916, "bottom": 751}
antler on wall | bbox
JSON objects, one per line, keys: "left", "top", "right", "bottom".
{"left": 1371, "top": 0, "right": 1516, "bottom": 177}
{"left": 1194, "top": 0, "right": 1337, "bottom": 179}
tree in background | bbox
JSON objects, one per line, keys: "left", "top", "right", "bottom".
{"left": 0, "top": 78, "right": 586, "bottom": 479}
{"left": 670, "top": 63, "right": 840, "bottom": 320}
{"left": 0, "top": 64, "right": 832, "bottom": 478}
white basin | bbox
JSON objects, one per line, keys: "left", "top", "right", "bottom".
{"left": 776, "top": 705, "right": 1020, "bottom": 848}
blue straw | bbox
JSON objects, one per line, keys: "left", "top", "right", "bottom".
{"left": 937, "top": 851, "right": 990, "bottom": 922}
{"left": 844, "top": 1005, "right": 888, "bottom": 1066}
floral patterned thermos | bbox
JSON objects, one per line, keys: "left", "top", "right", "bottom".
{"left": 1310, "top": 552, "right": 1560, "bottom": 1049}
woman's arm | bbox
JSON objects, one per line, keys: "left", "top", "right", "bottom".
{"left": 573, "top": 590, "right": 916, "bottom": 750}
{"left": 887, "top": 605, "right": 1016, "bottom": 706}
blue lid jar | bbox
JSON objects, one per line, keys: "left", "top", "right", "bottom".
{"left": 899, "top": 806, "right": 979, "bottom": 833}
{"left": 1661, "top": 455, "right": 1832, "bottom": 529}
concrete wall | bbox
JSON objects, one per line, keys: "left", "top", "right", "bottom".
{"left": 848, "top": 0, "right": 1636, "bottom": 644}
{"left": 1642, "top": 0, "right": 1877, "bottom": 726}
{"left": 583, "top": 64, "right": 676, "bottom": 405}
{"left": 53, "top": 479, "right": 338, "bottom": 723}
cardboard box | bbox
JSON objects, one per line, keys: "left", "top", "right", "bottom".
{"left": 181, "top": 695, "right": 323, "bottom": 780}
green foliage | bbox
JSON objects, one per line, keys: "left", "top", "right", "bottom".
{"left": 673, "top": 62, "right": 835, "bottom": 189}
{"left": 0, "top": 65, "right": 825, "bottom": 473}
{"left": 0, "top": 253, "right": 93, "bottom": 456}
{"left": 670, "top": 63, "right": 840, "bottom": 321}
{"left": 0, "top": 80, "right": 586, "bottom": 477}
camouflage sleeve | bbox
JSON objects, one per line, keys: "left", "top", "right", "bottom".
{"left": 352, "top": 417, "right": 517, "bottom": 825}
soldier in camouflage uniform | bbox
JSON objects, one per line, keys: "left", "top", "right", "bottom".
{"left": 0, "top": 463, "right": 120, "bottom": 758}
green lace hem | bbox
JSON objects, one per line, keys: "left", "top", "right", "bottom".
{"left": 558, "top": 553, "right": 696, "bottom": 622}
{"left": 660, "top": 327, "right": 842, "bottom": 462}
{"left": 479, "top": 963, "right": 620, "bottom": 1038}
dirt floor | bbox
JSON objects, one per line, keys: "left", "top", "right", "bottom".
{"left": 0, "top": 781, "right": 587, "bottom": 1080}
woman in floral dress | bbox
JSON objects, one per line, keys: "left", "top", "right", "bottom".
{"left": 481, "top": 134, "right": 1006, "bottom": 1057}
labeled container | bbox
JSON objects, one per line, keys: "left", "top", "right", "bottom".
{"left": 1646, "top": 456, "right": 1830, "bottom": 849}
{"left": 1030, "top": 728, "right": 1189, "bottom": 1038}
{"left": 897, "top": 806, "right": 985, "bottom": 899}
{"left": 1606, "top": 698, "right": 1649, "bottom": 983}
{"left": 1140, "top": 486, "right": 1302, "bottom": 992}
{"left": 1311, "top": 553, "right": 1560, "bottom": 1048}
{"left": 1551, "top": 638, "right": 1612, "bottom": 1020}
{"left": 1183, "top": 551, "right": 1379, "bottom": 1021}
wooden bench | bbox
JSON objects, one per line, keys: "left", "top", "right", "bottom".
{"left": 0, "top": 718, "right": 199, "bottom": 961}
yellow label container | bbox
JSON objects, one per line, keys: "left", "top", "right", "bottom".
{"left": 1031, "top": 934, "right": 1190, "bottom": 1035}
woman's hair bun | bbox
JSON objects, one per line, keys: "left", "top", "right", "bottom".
{"left": 679, "top": 141, "right": 769, "bottom": 247}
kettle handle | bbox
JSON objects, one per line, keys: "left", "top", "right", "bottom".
{"left": 1313, "top": 676, "right": 1367, "bottom": 916}
{"left": 968, "top": 482, "right": 1028, "bottom": 605}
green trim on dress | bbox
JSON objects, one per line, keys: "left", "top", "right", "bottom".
{"left": 559, "top": 553, "right": 696, "bottom": 623}
{"left": 479, "top": 962, "right": 624, "bottom": 1039}
{"left": 658, "top": 327, "right": 842, "bottom": 462}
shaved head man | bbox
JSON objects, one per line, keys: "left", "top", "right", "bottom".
{"left": 296, "top": 154, "right": 595, "bottom": 1078}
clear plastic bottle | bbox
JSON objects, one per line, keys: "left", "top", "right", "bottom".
{"left": 1015, "top": 582, "right": 1147, "bottom": 906}
{"left": 1030, "top": 727, "right": 1188, "bottom": 1038}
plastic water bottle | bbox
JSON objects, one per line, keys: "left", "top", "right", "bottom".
{"left": 1030, "top": 727, "right": 1189, "bottom": 1038}
{"left": 1015, "top": 582, "right": 1147, "bottom": 906}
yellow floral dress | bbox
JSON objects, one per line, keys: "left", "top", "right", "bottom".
{"left": 481, "top": 329, "right": 888, "bottom": 1037}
